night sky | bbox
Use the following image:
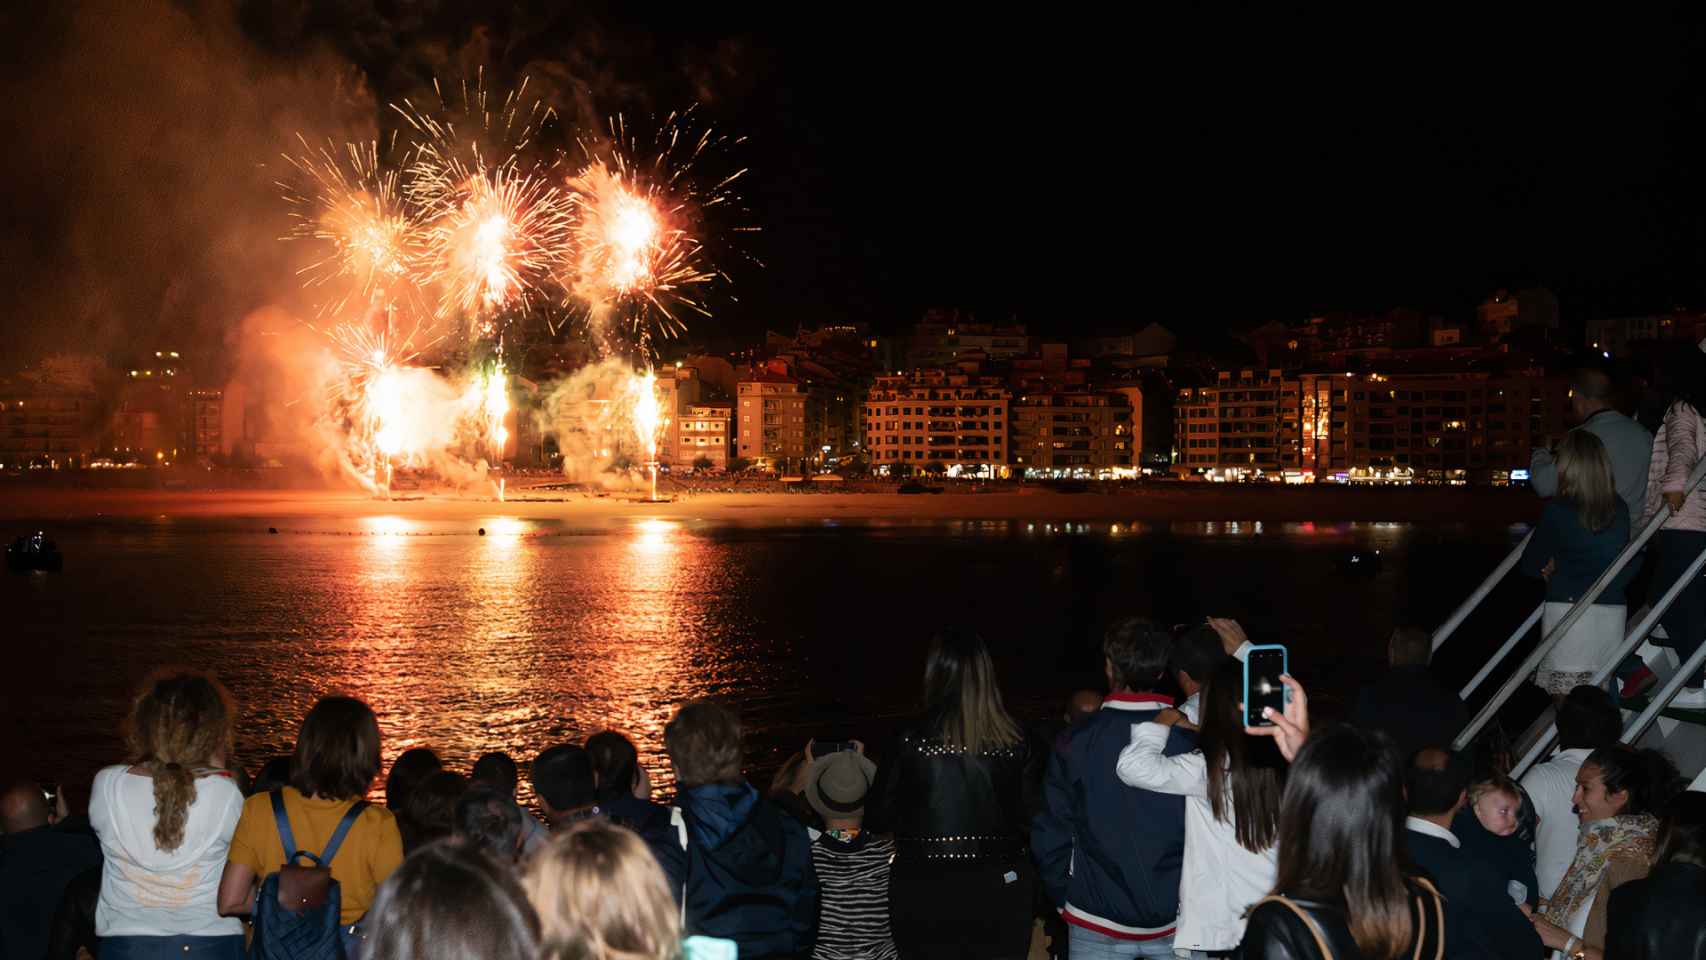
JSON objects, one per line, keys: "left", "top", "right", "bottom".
{"left": 2, "top": 2, "right": 1704, "bottom": 373}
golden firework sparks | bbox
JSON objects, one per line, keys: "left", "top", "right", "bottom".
{"left": 281, "top": 137, "right": 426, "bottom": 320}
{"left": 560, "top": 109, "right": 753, "bottom": 347}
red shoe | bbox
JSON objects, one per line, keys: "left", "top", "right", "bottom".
{"left": 1621, "top": 666, "right": 1657, "bottom": 699}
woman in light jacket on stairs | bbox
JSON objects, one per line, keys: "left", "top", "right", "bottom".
{"left": 1624, "top": 347, "right": 1706, "bottom": 708}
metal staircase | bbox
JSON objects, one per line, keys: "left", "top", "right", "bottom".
{"left": 1429, "top": 456, "right": 1706, "bottom": 781}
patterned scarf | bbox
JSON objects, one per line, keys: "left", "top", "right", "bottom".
{"left": 1542, "top": 813, "right": 1657, "bottom": 927}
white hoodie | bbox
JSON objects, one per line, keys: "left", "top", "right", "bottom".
{"left": 89, "top": 764, "right": 245, "bottom": 937}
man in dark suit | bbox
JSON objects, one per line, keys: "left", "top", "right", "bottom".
{"left": 1404, "top": 748, "right": 1543, "bottom": 960}
{"left": 1351, "top": 627, "right": 1471, "bottom": 762}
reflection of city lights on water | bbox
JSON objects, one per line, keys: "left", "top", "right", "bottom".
{"left": 632, "top": 518, "right": 678, "bottom": 556}
{"left": 364, "top": 515, "right": 415, "bottom": 537}
{"left": 482, "top": 517, "right": 527, "bottom": 554}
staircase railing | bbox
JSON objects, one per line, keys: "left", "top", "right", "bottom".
{"left": 1451, "top": 455, "right": 1706, "bottom": 752}
{"left": 1621, "top": 625, "right": 1706, "bottom": 745}
{"left": 1431, "top": 531, "right": 1534, "bottom": 654}
{"left": 1508, "top": 532, "right": 1706, "bottom": 777}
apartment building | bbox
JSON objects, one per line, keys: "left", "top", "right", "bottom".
{"left": 1176, "top": 368, "right": 1570, "bottom": 483}
{"left": 863, "top": 369, "right": 1009, "bottom": 477}
{"left": 1010, "top": 390, "right": 1135, "bottom": 477}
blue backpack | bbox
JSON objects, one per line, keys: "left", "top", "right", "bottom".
{"left": 251, "top": 791, "right": 369, "bottom": 960}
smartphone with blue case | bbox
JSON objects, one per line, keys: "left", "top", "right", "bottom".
{"left": 1244, "top": 644, "right": 1289, "bottom": 727}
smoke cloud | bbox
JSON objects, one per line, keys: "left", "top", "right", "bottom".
{"left": 0, "top": 2, "right": 375, "bottom": 377}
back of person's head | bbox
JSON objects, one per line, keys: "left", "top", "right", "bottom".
{"left": 1585, "top": 745, "right": 1683, "bottom": 817}
{"left": 585, "top": 731, "right": 641, "bottom": 804}
{"left": 1658, "top": 346, "right": 1706, "bottom": 416}
{"left": 1387, "top": 626, "right": 1431, "bottom": 667}
{"left": 403, "top": 770, "right": 468, "bottom": 849}
{"left": 455, "top": 782, "right": 524, "bottom": 862}
{"left": 1274, "top": 724, "right": 1415, "bottom": 960}
{"left": 533, "top": 744, "right": 599, "bottom": 812}
{"left": 291, "top": 697, "right": 382, "bottom": 802}
{"left": 663, "top": 704, "right": 741, "bottom": 789}
{"left": 1172, "top": 624, "right": 1232, "bottom": 689}
{"left": 253, "top": 756, "right": 294, "bottom": 795}
{"left": 1555, "top": 429, "right": 1618, "bottom": 533}
{"left": 364, "top": 839, "right": 540, "bottom": 960}
{"left": 0, "top": 779, "right": 51, "bottom": 833}
{"left": 123, "top": 669, "right": 237, "bottom": 852}
{"left": 523, "top": 820, "right": 681, "bottom": 960}
{"left": 1065, "top": 689, "right": 1103, "bottom": 725}
{"left": 770, "top": 750, "right": 808, "bottom": 798}
{"left": 1571, "top": 366, "right": 1613, "bottom": 408}
{"left": 1200, "top": 658, "right": 1284, "bottom": 852}
{"left": 1405, "top": 747, "right": 1471, "bottom": 816}
{"left": 921, "top": 629, "right": 1021, "bottom": 752}
{"left": 385, "top": 748, "right": 443, "bottom": 812}
{"left": 1653, "top": 790, "right": 1706, "bottom": 867}
{"left": 1556, "top": 685, "right": 1622, "bottom": 750}
{"left": 1102, "top": 617, "right": 1171, "bottom": 692}
{"left": 471, "top": 752, "right": 519, "bottom": 797}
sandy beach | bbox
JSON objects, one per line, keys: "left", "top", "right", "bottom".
{"left": 0, "top": 483, "right": 1541, "bottom": 526}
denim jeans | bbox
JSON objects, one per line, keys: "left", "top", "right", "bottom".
{"left": 1067, "top": 924, "right": 1177, "bottom": 959}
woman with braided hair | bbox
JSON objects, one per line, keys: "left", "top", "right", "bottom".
{"left": 89, "top": 669, "right": 245, "bottom": 959}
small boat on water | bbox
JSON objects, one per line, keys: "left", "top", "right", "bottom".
{"left": 1335, "top": 548, "right": 1382, "bottom": 576}
{"left": 6, "top": 532, "right": 63, "bottom": 573}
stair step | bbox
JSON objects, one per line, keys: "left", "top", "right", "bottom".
{"left": 1619, "top": 696, "right": 1706, "bottom": 726}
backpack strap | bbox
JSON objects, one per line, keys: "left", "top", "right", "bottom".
{"left": 270, "top": 790, "right": 303, "bottom": 862}
{"left": 1408, "top": 877, "right": 1445, "bottom": 960}
{"left": 1254, "top": 895, "right": 1335, "bottom": 960}
{"left": 319, "top": 800, "right": 370, "bottom": 866}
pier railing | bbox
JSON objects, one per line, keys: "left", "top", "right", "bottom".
{"left": 1449, "top": 455, "right": 1706, "bottom": 754}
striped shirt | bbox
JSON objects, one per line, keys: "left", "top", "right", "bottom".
{"left": 809, "top": 830, "right": 899, "bottom": 960}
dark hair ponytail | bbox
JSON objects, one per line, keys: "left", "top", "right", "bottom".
{"left": 1587, "top": 745, "right": 1683, "bottom": 816}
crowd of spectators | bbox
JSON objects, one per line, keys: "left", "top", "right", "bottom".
{"left": 2, "top": 613, "right": 1702, "bottom": 960}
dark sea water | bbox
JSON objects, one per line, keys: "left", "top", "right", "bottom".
{"left": 1, "top": 512, "right": 1536, "bottom": 804}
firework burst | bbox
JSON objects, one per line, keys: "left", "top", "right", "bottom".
{"left": 560, "top": 109, "right": 753, "bottom": 347}
{"left": 281, "top": 137, "right": 426, "bottom": 320}
{"left": 420, "top": 168, "right": 570, "bottom": 327}
{"left": 393, "top": 74, "right": 569, "bottom": 334}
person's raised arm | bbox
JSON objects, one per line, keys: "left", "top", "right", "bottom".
{"left": 1208, "top": 617, "right": 1251, "bottom": 661}
{"left": 1115, "top": 712, "right": 1208, "bottom": 796}
{"left": 1244, "top": 674, "right": 1309, "bottom": 762}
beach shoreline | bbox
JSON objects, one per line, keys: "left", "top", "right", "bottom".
{"left": 0, "top": 483, "right": 1540, "bottom": 525}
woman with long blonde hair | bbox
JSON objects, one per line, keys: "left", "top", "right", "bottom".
{"left": 89, "top": 669, "right": 246, "bottom": 958}
{"left": 865, "top": 630, "right": 1035, "bottom": 960}
{"left": 523, "top": 819, "right": 682, "bottom": 960}
{"left": 1522, "top": 429, "right": 1636, "bottom": 697}
{"left": 1521, "top": 429, "right": 1637, "bottom": 699}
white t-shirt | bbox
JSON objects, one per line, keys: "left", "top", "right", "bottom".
{"left": 1520, "top": 747, "right": 1592, "bottom": 902}
{"left": 89, "top": 764, "right": 245, "bottom": 937}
